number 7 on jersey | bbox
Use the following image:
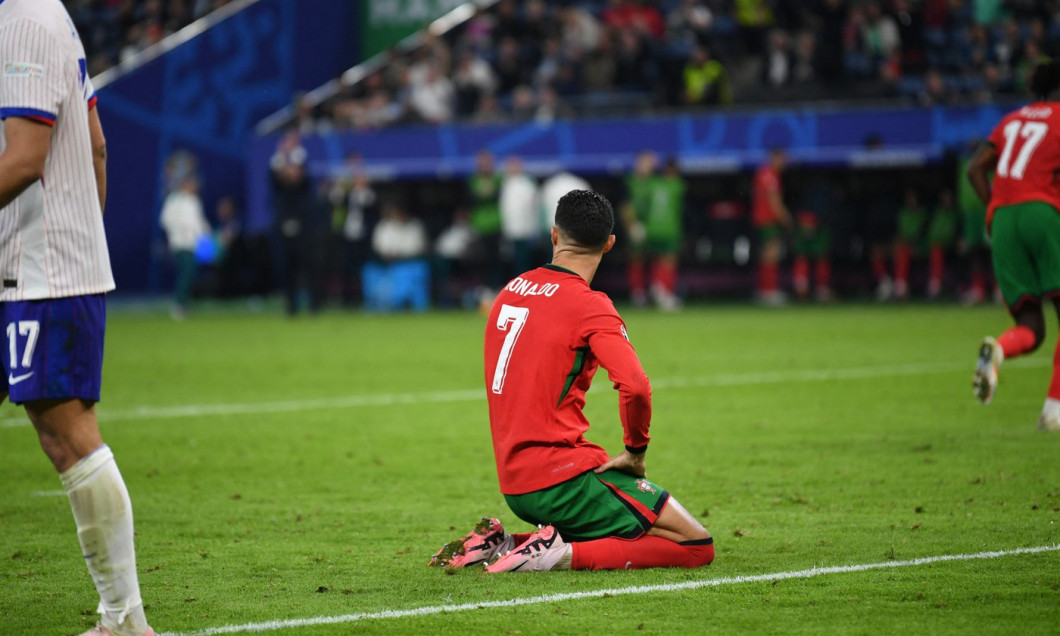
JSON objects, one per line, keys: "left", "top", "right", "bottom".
{"left": 492, "top": 304, "right": 529, "bottom": 394}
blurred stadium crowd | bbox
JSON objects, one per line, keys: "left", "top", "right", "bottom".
{"left": 67, "top": 0, "right": 235, "bottom": 75}
{"left": 289, "top": 0, "right": 1060, "bottom": 131}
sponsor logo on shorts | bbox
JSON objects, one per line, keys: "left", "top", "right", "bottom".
{"left": 635, "top": 479, "right": 656, "bottom": 494}
{"left": 8, "top": 371, "right": 33, "bottom": 385}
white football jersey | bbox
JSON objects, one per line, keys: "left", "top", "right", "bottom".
{"left": 0, "top": 0, "right": 115, "bottom": 301}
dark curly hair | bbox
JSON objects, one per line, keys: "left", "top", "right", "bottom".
{"left": 1030, "top": 60, "right": 1060, "bottom": 100}
{"left": 554, "top": 189, "right": 614, "bottom": 249}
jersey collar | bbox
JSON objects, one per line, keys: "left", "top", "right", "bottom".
{"left": 542, "top": 263, "right": 579, "bottom": 276}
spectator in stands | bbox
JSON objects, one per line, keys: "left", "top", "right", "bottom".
{"left": 613, "top": 27, "right": 657, "bottom": 91}
{"left": 602, "top": 0, "right": 665, "bottom": 41}
{"left": 499, "top": 156, "right": 541, "bottom": 279}
{"left": 559, "top": 3, "right": 603, "bottom": 52}
{"left": 160, "top": 175, "right": 210, "bottom": 320}
{"left": 535, "top": 85, "right": 575, "bottom": 123}
{"left": 493, "top": 36, "right": 529, "bottom": 95}
{"left": 409, "top": 61, "right": 456, "bottom": 125}
{"left": 666, "top": 0, "right": 714, "bottom": 56}
{"left": 582, "top": 28, "right": 618, "bottom": 92}
{"left": 453, "top": 48, "right": 498, "bottom": 118}
{"left": 684, "top": 45, "right": 732, "bottom": 105}
{"left": 762, "top": 29, "right": 794, "bottom": 87}
{"left": 510, "top": 85, "right": 538, "bottom": 120}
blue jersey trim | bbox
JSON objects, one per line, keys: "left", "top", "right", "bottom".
{"left": 0, "top": 107, "right": 58, "bottom": 124}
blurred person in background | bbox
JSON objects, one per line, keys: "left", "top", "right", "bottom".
{"left": 213, "top": 196, "right": 246, "bottom": 299}
{"left": 893, "top": 187, "right": 927, "bottom": 301}
{"left": 270, "top": 130, "right": 315, "bottom": 316}
{"left": 434, "top": 209, "right": 476, "bottom": 307}
{"left": 372, "top": 202, "right": 428, "bottom": 263}
{"left": 683, "top": 45, "right": 732, "bottom": 105}
{"left": 623, "top": 152, "right": 685, "bottom": 310}
{"left": 499, "top": 156, "right": 541, "bottom": 279}
{"left": 751, "top": 148, "right": 792, "bottom": 305}
{"left": 159, "top": 175, "right": 210, "bottom": 319}
{"left": 926, "top": 190, "right": 959, "bottom": 300}
{"left": 468, "top": 150, "right": 504, "bottom": 288}
{"left": 957, "top": 145, "right": 993, "bottom": 305}
{"left": 329, "top": 163, "right": 378, "bottom": 307}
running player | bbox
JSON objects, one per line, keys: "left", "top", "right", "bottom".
{"left": 967, "top": 61, "right": 1060, "bottom": 431}
{"left": 430, "top": 190, "right": 714, "bottom": 572}
{"left": 0, "top": 1, "right": 154, "bottom": 634}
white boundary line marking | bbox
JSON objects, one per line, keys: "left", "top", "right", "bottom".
{"left": 161, "top": 544, "right": 1060, "bottom": 636}
{"left": 4, "top": 358, "right": 1047, "bottom": 430}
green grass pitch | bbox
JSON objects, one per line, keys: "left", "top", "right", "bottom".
{"left": 1, "top": 303, "right": 1058, "bottom": 635}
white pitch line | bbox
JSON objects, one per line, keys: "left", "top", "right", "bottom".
{"left": 161, "top": 544, "right": 1060, "bottom": 636}
{"left": 0, "top": 358, "right": 1049, "bottom": 430}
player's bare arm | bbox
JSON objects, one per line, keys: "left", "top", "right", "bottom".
{"left": 88, "top": 106, "right": 107, "bottom": 213}
{"left": 967, "top": 141, "right": 998, "bottom": 207}
{"left": 0, "top": 116, "right": 51, "bottom": 209}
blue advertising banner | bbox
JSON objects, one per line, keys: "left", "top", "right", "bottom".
{"left": 97, "top": 0, "right": 359, "bottom": 293}
{"left": 246, "top": 102, "right": 1012, "bottom": 235}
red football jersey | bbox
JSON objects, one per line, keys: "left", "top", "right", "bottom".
{"left": 986, "top": 102, "right": 1060, "bottom": 227}
{"left": 484, "top": 265, "right": 652, "bottom": 495}
{"left": 751, "top": 163, "right": 782, "bottom": 227}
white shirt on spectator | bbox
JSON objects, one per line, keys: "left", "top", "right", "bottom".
{"left": 160, "top": 190, "right": 210, "bottom": 252}
{"left": 373, "top": 217, "right": 427, "bottom": 261}
{"left": 500, "top": 173, "right": 541, "bottom": 241}
{"left": 409, "top": 73, "right": 455, "bottom": 123}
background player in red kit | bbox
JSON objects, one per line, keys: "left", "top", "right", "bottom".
{"left": 430, "top": 190, "right": 713, "bottom": 572}
{"left": 967, "top": 61, "right": 1060, "bottom": 431}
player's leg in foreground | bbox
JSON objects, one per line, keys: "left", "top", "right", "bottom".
{"left": 974, "top": 304, "right": 1043, "bottom": 404}
{"left": 26, "top": 398, "right": 153, "bottom": 636}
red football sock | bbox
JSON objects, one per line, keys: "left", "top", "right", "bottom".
{"left": 758, "top": 262, "right": 779, "bottom": 293}
{"left": 815, "top": 259, "right": 831, "bottom": 288}
{"left": 792, "top": 257, "right": 810, "bottom": 295}
{"left": 997, "top": 325, "right": 1037, "bottom": 359}
{"left": 895, "top": 243, "right": 911, "bottom": 284}
{"left": 570, "top": 535, "right": 714, "bottom": 570}
{"left": 651, "top": 260, "right": 678, "bottom": 293}
{"left": 871, "top": 252, "right": 888, "bottom": 281}
{"left": 929, "top": 245, "right": 945, "bottom": 284}
{"left": 509, "top": 532, "right": 533, "bottom": 546}
{"left": 1049, "top": 341, "right": 1060, "bottom": 401}
{"left": 628, "top": 260, "right": 645, "bottom": 295}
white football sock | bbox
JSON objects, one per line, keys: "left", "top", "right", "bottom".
{"left": 60, "top": 445, "right": 149, "bottom": 636}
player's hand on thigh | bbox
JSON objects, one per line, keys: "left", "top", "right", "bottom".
{"left": 594, "top": 449, "right": 646, "bottom": 477}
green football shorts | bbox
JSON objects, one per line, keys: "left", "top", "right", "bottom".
{"left": 504, "top": 469, "right": 671, "bottom": 542}
{"left": 758, "top": 224, "right": 783, "bottom": 243}
{"left": 991, "top": 201, "right": 1060, "bottom": 311}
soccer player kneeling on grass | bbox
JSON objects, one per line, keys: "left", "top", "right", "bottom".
{"left": 430, "top": 190, "right": 714, "bottom": 572}
{"left": 967, "top": 61, "right": 1060, "bottom": 431}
